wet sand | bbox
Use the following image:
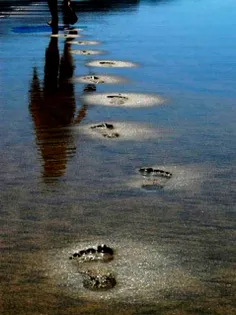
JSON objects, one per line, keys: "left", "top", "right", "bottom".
{"left": 0, "top": 0, "right": 236, "bottom": 314}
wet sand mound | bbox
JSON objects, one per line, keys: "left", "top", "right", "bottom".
{"left": 73, "top": 74, "right": 126, "bottom": 84}
{"left": 70, "top": 28, "right": 86, "bottom": 32}
{"left": 67, "top": 40, "right": 100, "bottom": 45}
{"left": 71, "top": 49, "right": 105, "bottom": 56}
{"left": 77, "top": 121, "right": 165, "bottom": 141}
{"left": 86, "top": 60, "right": 137, "bottom": 68}
{"left": 45, "top": 238, "right": 202, "bottom": 303}
{"left": 128, "top": 164, "right": 209, "bottom": 192}
{"left": 80, "top": 92, "right": 165, "bottom": 108}
{"left": 51, "top": 33, "right": 81, "bottom": 39}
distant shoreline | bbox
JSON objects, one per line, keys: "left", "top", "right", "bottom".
{"left": 0, "top": 0, "right": 34, "bottom": 12}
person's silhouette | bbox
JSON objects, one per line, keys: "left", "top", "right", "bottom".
{"left": 47, "top": 0, "right": 78, "bottom": 34}
{"left": 29, "top": 36, "right": 86, "bottom": 181}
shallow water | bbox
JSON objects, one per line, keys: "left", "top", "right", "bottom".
{"left": 0, "top": 0, "right": 236, "bottom": 314}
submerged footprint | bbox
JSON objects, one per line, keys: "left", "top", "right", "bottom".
{"left": 86, "top": 60, "right": 137, "bottom": 68}
{"left": 81, "top": 270, "right": 116, "bottom": 291}
{"left": 69, "top": 244, "right": 116, "bottom": 291}
{"left": 90, "top": 122, "right": 120, "bottom": 139}
{"left": 139, "top": 167, "right": 172, "bottom": 178}
{"left": 139, "top": 167, "right": 172, "bottom": 190}
{"left": 84, "top": 75, "right": 105, "bottom": 84}
{"left": 70, "top": 244, "right": 114, "bottom": 262}
{"left": 107, "top": 94, "right": 129, "bottom": 105}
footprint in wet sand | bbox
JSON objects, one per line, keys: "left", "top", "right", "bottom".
{"left": 69, "top": 244, "right": 116, "bottom": 291}
{"left": 139, "top": 167, "right": 173, "bottom": 190}
{"left": 90, "top": 122, "right": 120, "bottom": 139}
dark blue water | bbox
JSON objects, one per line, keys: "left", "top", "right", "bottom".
{"left": 0, "top": 1, "right": 236, "bottom": 314}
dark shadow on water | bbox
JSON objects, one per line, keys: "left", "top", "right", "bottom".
{"left": 73, "top": 0, "right": 176, "bottom": 12}
{"left": 0, "top": 0, "right": 34, "bottom": 11}
{"left": 0, "top": 0, "right": 176, "bottom": 19}
{"left": 142, "top": 0, "right": 176, "bottom": 4}
{"left": 29, "top": 35, "right": 87, "bottom": 182}
{"left": 74, "top": 0, "right": 140, "bottom": 12}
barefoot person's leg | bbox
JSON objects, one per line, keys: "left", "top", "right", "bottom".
{"left": 47, "top": 0, "right": 58, "bottom": 34}
{"left": 62, "top": 0, "right": 78, "bottom": 26}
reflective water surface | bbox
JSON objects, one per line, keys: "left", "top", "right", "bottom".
{"left": 0, "top": 0, "right": 236, "bottom": 314}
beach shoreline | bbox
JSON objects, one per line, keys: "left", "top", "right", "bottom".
{"left": 0, "top": 0, "right": 34, "bottom": 11}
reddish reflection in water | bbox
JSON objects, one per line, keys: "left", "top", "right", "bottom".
{"left": 29, "top": 36, "right": 87, "bottom": 181}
